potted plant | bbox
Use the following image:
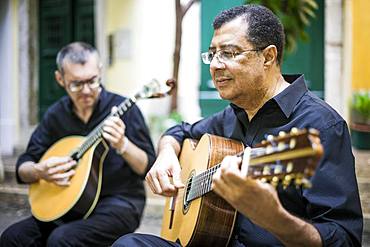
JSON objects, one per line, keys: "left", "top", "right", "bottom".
{"left": 350, "top": 91, "right": 370, "bottom": 149}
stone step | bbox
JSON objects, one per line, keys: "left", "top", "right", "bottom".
{"left": 0, "top": 178, "right": 28, "bottom": 195}
{"left": 0, "top": 170, "right": 164, "bottom": 203}
{"left": 0, "top": 155, "right": 165, "bottom": 203}
{"left": 0, "top": 191, "right": 163, "bottom": 236}
{"left": 0, "top": 157, "right": 28, "bottom": 195}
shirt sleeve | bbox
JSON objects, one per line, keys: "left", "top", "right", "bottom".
{"left": 15, "top": 111, "right": 56, "bottom": 183}
{"left": 304, "top": 120, "right": 363, "bottom": 246}
{"left": 123, "top": 105, "right": 156, "bottom": 178}
{"left": 164, "top": 107, "right": 234, "bottom": 144}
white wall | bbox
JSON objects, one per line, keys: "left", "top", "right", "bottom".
{"left": 0, "top": 0, "right": 19, "bottom": 155}
{"left": 324, "top": 0, "right": 351, "bottom": 121}
{"left": 99, "top": 0, "right": 201, "bottom": 125}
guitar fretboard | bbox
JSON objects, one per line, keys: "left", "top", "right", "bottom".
{"left": 72, "top": 94, "right": 139, "bottom": 160}
{"left": 185, "top": 143, "right": 313, "bottom": 202}
{"left": 185, "top": 148, "right": 262, "bottom": 202}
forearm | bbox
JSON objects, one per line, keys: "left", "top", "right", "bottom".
{"left": 265, "top": 207, "right": 322, "bottom": 247}
{"left": 18, "top": 161, "right": 40, "bottom": 184}
{"left": 157, "top": 135, "right": 181, "bottom": 156}
{"left": 120, "top": 138, "right": 149, "bottom": 175}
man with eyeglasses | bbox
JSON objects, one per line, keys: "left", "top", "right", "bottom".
{"left": 0, "top": 42, "right": 156, "bottom": 246}
{"left": 113, "top": 4, "right": 362, "bottom": 247}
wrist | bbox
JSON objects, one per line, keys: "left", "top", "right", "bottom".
{"left": 117, "top": 136, "right": 129, "bottom": 155}
{"left": 159, "top": 145, "right": 177, "bottom": 156}
{"left": 30, "top": 163, "right": 42, "bottom": 181}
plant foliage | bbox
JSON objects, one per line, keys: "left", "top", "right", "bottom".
{"left": 351, "top": 91, "right": 370, "bottom": 120}
{"left": 247, "top": 0, "right": 318, "bottom": 53}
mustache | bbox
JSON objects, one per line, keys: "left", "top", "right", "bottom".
{"left": 213, "top": 72, "right": 232, "bottom": 82}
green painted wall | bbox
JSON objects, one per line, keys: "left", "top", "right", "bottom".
{"left": 200, "top": 0, "right": 324, "bottom": 117}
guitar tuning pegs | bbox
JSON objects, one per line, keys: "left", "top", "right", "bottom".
{"left": 308, "top": 128, "right": 319, "bottom": 135}
{"left": 274, "top": 165, "right": 283, "bottom": 174}
{"left": 263, "top": 166, "right": 271, "bottom": 175}
{"left": 286, "top": 162, "right": 294, "bottom": 173}
{"left": 267, "top": 135, "right": 275, "bottom": 141}
{"left": 278, "top": 141, "right": 285, "bottom": 151}
{"left": 294, "top": 174, "right": 304, "bottom": 188}
{"left": 301, "top": 178, "right": 312, "bottom": 189}
{"left": 271, "top": 176, "right": 279, "bottom": 188}
{"left": 289, "top": 138, "right": 296, "bottom": 149}
{"left": 290, "top": 127, "right": 299, "bottom": 135}
{"left": 265, "top": 145, "right": 273, "bottom": 154}
{"left": 282, "top": 175, "right": 293, "bottom": 189}
{"left": 278, "top": 131, "right": 286, "bottom": 137}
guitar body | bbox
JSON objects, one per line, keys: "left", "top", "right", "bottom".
{"left": 161, "top": 129, "right": 323, "bottom": 247}
{"left": 27, "top": 79, "right": 175, "bottom": 222}
{"left": 29, "top": 136, "right": 109, "bottom": 222}
{"left": 161, "top": 134, "right": 244, "bottom": 247}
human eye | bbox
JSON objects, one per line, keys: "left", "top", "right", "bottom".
{"left": 220, "top": 50, "right": 234, "bottom": 60}
{"left": 88, "top": 77, "right": 100, "bottom": 88}
{"left": 88, "top": 77, "right": 98, "bottom": 85}
{"left": 71, "top": 81, "right": 82, "bottom": 88}
{"left": 207, "top": 51, "right": 215, "bottom": 61}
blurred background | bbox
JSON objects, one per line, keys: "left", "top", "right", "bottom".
{"left": 0, "top": 0, "right": 369, "bottom": 244}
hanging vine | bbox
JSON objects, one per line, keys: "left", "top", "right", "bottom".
{"left": 247, "top": 0, "right": 318, "bottom": 53}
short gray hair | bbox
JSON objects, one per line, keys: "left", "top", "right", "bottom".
{"left": 56, "top": 42, "right": 100, "bottom": 74}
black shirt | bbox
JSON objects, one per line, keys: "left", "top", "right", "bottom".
{"left": 16, "top": 87, "right": 156, "bottom": 210}
{"left": 164, "top": 75, "right": 363, "bottom": 246}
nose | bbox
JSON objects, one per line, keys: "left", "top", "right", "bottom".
{"left": 210, "top": 54, "right": 226, "bottom": 71}
{"left": 81, "top": 82, "right": 92, "bottom": 93}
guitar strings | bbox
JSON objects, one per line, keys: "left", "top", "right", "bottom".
{"left": 186, "top": 144, "right": 292, "bottom": 201}
{"left": 74, "top": 97, "right": 137, "bottom": 160}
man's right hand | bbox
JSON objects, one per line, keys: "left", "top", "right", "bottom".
{"left": 145, "top": 146, "right": 184, "bottom": 197}
{"left": 32, "top": 156, "right": 76, "bottom": 186}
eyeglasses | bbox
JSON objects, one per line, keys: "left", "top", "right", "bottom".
{"left": 201, "top": 48, "right": 263, "bottom": 65}
{"left": 65, "top": 76, "right": 101, "bottom": 93}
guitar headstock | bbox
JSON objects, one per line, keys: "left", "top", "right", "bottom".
{"left": 136, "top": 79, "right": 176, "bottom": 99}
{"left": 248, "top": 128, "right": 323, "bottom": 189}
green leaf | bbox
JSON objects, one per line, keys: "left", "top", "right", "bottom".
{"left": 303, "top": 0, "right": 318, "bottom": 9}
{"left": 244, "top": 0, "right": 318, "bottom": 54}
{"left": 299, "top": 11, "right": 309, "bottom": 25}
{"left": 302, "top": 5, "right": 316, "bottom": 18}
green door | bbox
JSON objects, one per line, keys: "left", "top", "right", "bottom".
{"left": 200, "top": 0, "right": 245, "bottom": 117}
{"left": 38, "top": 0, "right": 95, "bottom": 120}
{"left": 200, "top": 0, "right": 324, "bottom": 117}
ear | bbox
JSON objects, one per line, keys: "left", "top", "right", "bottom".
{"left": 262, "top": 45, "right": 277, "bottom": 69}
{"left": 55, "top": 70, "right": 65, "bottom": 88}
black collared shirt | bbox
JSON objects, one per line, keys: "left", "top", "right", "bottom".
{"left": 16, "top": 87, "right": 156, "bottom": 210}
{"left": 165, "top": 75, "right": 363, "bottom": 246}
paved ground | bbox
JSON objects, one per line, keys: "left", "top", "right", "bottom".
{"left": 1, "top": 148, "right": 370, "bottom": 245}
{"left": 1, "top": 192, "right": 370, "bottom": 246}
{"left": 0, "top": 192, "right": 165, "bottom": 237}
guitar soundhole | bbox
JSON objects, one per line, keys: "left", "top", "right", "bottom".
{"left": 182, "top": 170, "right": 195, "bottom": 214}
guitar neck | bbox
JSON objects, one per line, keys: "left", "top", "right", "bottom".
{"left": 72, "top": 94, "right": 139, "bottom": 160}
{"left": 186, "top": 143, "right": 321, "bottom": 202}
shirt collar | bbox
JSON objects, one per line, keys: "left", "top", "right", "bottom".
{"left": 230, "top": 74, "right": 308, "bottom": 120}
{"left": 273, "top": 74, "right": 308, "bottom": 118}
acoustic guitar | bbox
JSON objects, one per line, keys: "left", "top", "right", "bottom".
{"left": 29, "top": 79, "right": 174, "bottom": 223}
{"left": 161, "top": 128, "right": 323, "bottom": 247}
